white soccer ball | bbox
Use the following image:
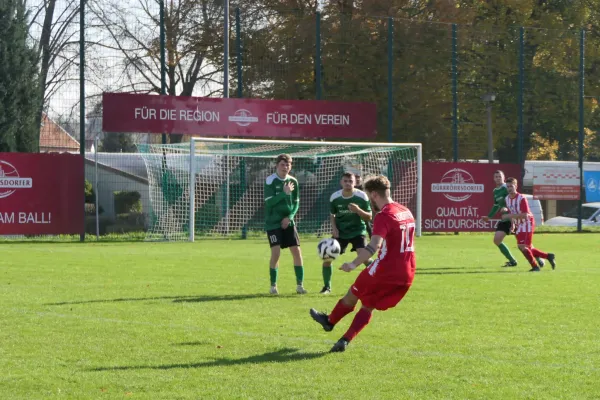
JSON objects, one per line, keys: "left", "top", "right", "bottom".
{"left": 317, "top": 238, "right": 341, "bottom": 261}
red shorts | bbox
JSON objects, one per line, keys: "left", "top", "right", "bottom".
{"left": 350, "top": 268, "right": 411, "bottom": 311}
{"left": 516, "top": 231, "right": 533, "bottom": 246}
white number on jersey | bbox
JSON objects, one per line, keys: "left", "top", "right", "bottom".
{"left": 400, "top": 222, "right": 415, "bottom": 253}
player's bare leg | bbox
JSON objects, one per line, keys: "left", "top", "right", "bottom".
{"left": 321, "top": 260, "right": 333, "bottom": 294}
{"left": 289, "top": 246, "right": 307, "bottom": 294}
{"left": 494, "top": 231, "right": 517, "bottom": 267}
{"left": 269, "top": 246, "right": 280, "bottom": 294}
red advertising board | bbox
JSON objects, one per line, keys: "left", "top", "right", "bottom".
{"left": 0, "top": 153, "right": 84, "bottom": 235}
{"left": 423, "top": 162, "right": 522, "bottom": 232}
{"left": 533, "top": 165, "right": 580, "bottom": 200}
{"left": 102, "top": 92, "right": 377, "bottom": 139}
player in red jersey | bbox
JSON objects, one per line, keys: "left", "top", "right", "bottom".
{"left": 309, "top": 175, "right": 416, "bottom": 352}
{"left": 502, "top": 177, "right": 556, "bottom": 272}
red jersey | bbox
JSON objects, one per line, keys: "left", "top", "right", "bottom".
{"left": 505, "top": 192, "right": 534, "bottom": 233}
{"left": 367, "top": 202, "right": 416, "bottom": 285}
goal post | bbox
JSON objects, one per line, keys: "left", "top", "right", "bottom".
{"left": 138, "top": 137, "right": 422, "bottom": 242}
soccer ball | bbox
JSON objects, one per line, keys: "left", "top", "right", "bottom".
{"left": 317, "top": 238, "right": 341, "bottom": 261}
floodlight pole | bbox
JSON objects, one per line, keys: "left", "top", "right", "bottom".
{"left": 224, "top": 0, "right": 230, "bottom": 235}
{"left": 482, "top": 93, "right": 496, "bottom": 164}
{"left": 94, "top": 134, "right": 99, "bottom": 240}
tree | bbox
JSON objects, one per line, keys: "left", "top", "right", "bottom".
{"left": 88, "top": 101, "right": 146, "bottom": 152}
{"left": 99, "top": 133, "right": 137, "bottom": 153}
{"left": 26, "top": 0, "right": 81, "bottom": 132}
{"left": 0, "top": 0, "right": 41, "bottom": 152}
{"left": 87, "top": 0, "right": 229, "bottom": 143}
{"left": 527, "top": 133, "right": 559, "bottom": 160}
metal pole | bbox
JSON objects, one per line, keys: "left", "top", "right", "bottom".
{"left": 224, "top": 0, "right": 229, "bottom": 99}
{"left": 189, "top": 139, "right": 195, "bottom": 242}
{"left": 452, "top": 24, "right": 458, "bottom": 162}
{"left": 159, "top": 0, "right": 167, "bottom": 145}
{"left": 578, "top": 29, "right": 585, "bottom": 232}
{"left": 235, "top": 8, "right": 246, "bottom": 238}
{"left": 518, "top": 27, "right": 525, "bottom": 169}
{"left": 316, "top": 12, "right": 322, "bottom": 100}
{"left": 94, "top": 135, "right": 99, "bottom": 240}
{"left": 224, "top": 0, "right": 230, "bottom": 234}
{"left": 487, "top": 103, "right": 493, "bottom": 163}
{"left": 387, "top": 17, "right": 393, "bottom": 142}
{"left": 79, "top": 0, "right": 86, "bottom": 242}
{"left": 236, "top": 7, "right": 242, "bottom": 98}
{"left": 416, "top": 144, "right": 422, "bottom": 237}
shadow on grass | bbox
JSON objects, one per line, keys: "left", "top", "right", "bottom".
{"left": 89, "top": 348, "right": 327, "bottom": 371}
{"left": 417, "top": 268, "right": 519, "bottom": 275}
{"left": 46, "top": 293, "right": 293, "bottom": 306}
{"left": 172, "top": 294, "right": 296, "bottom": 303}
{"left": 173, "top": 341, "right": 213, "bottom": 346}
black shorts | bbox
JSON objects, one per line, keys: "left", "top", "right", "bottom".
{"left": 266, "top": 226, "right": 300, "bottom": 249}
{"left": 337, "top": 235, "right": 367, "bottom": 255}
{"left": 495, "top": 220, "right": 512, "bottom": 235}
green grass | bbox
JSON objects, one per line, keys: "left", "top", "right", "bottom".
{"left": 1, "top": 234, "right": 599, "bottom": 399}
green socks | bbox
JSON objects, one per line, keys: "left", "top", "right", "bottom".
{"left": 271, "top": 266, "right": 306, "bottom": 286}
{"left": 322, "top": 265, "right": 332, "bottom": 289}
{"left": 498, "top": 243, "right": 516, "bottom": 263}
{"left": 294, "top": 266, "right": 304, "bottom": 285}
{"left": 270, "top": 268, "right": 278, "bottom": 286}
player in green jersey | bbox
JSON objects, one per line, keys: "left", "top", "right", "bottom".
{"left": 481, "top": 170, "right": 544, "bottom": 267}
{"left": 264, "top": 154, "right": 306, "bottom": 295}
{"left": 321, "top": 172, "right": 373, "bottom": 294}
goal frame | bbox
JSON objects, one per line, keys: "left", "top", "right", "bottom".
{"left": 187, "top": 137, "right": 422, "bottom": 242}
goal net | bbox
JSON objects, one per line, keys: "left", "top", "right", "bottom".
{"left": 138, "top": 138, "right": 421, "bottom": 242}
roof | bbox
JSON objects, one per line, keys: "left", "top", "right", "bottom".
{"left": 40, "top": 114, "right": 80, "bottom": 151}
{"left": 83, "top": 157, "right": 148, "bottom": 185}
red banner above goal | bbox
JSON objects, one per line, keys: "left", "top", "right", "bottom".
{"left": 102, "top": 92, "right": 377, "bottom": 139}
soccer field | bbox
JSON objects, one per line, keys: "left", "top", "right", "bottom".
{"left": 1, "top": 234, "right": 599, "bottom": 399}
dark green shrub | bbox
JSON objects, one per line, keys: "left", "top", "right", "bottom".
{"left": 114, "top": 191, "right": 142, "bottom": 214}
{"left": 84, "top": 180, "right": 95, "bottom": 203}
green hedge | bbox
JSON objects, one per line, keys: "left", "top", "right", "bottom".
{"left": 114, "top": 191, "right": 142, "bottom": 214}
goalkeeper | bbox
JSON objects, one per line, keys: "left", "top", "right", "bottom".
{"left": 322, "top": 172, "right": 372, "bottom": 294}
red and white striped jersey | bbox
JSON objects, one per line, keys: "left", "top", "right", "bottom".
{"left": 505, "top": 192, "right": 534, "bottom": 233}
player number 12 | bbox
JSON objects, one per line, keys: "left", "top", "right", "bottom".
{"left": 400, "top": 222, "right": 415, "bottom": 253}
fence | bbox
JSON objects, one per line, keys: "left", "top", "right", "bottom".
{"left": 10, "top": 1, "right": 600, "bottom": 238}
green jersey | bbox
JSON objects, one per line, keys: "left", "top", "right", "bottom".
{"left": 487, "top": 184, "right": 509, "bottom": 218}
{"left": 330, "top": 189, "right": 371, "bottom": 239}
{"left": 264, "top": 173, "right": 299, "bottom": 231}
